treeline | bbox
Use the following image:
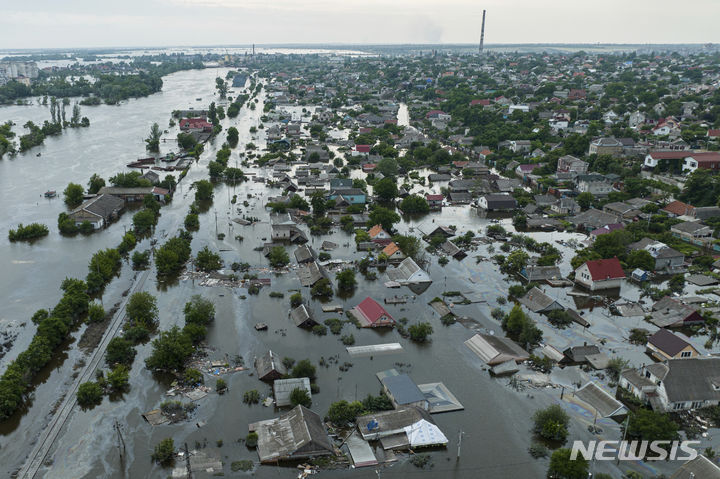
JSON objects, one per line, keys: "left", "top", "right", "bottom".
{"left": 0, "top": 60, "right": 203, "bottom": 105}
{"left": 0, "top": 217, "right": 140, "bottom": 420}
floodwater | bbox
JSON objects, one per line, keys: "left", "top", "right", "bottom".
{"left": 0, "top": 70, "right": 714, "bottom": 479}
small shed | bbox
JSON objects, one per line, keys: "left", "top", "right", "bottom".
{"left": 379, "top": 373, "right": 429, "bottom": 410}
{"left": 255, "top": 350, "right": 287, "bottom": 382}
{"left": 290, "top": 304, "right": 317, "bottom": 328}
{"left": 631, "top": 268, "right": 649, "bottom": 281}
{"left": 273, "top": 377, "right": 311, "bottom": 407}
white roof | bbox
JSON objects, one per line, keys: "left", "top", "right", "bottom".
{"left": 403, "top": 419, "right": 448, "bottom": 447}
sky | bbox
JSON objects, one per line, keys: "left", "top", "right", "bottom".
{"left": 1, "top": 0, "right": 720, "bottom": 50}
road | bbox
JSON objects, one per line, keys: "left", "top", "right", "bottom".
{"left": 18, "top": 268, "right": 151, "bottom": 479}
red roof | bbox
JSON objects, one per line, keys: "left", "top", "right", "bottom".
{"left": 583, "top": 257, "right": 625, "bottom": 281}
{"left": 663, "top": 200, "right": 694, "bottom": 216}
{"left": 649, "top": 151, "right": 691, "bottom": 160}
{"left": 179, "top": 118, "right": 211, "bottom": 130}
{"left": 708, "top": 129, "right": 720, "bottom": 138}
{"left": 425, "top": 194, "right": 443, "bottom": 201}
{"left": 355, "top": 297, "right": 394, "bottom": 325}
{"left": 470, "top": 99, "right": 491, "bottom": 106}
{"left": 355, "top": 144, "right": 371, "bottom": 153}
{"left": 425, "top": 110, "right": 446, "bottom": 118}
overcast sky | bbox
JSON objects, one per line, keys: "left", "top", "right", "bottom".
{"left": 2, "top": 0, "right": 719, "bottom": 50}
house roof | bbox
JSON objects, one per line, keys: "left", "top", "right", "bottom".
{"left": 255, "top": 406, "right": 333, "bottom": 463}
{"left": 464, "top": 333, "right": 529, "bottom": 366}
{"left": 386, "top": 257, "right": 431, "bottom": 284}
{"left": 518, "top": 287, "right": 564, "bottom": 313}
{"left": 661, "top": 358, "right": 720, "bottom": 403}
{"left": 354, "top": 297, "right": 393, "bottom": 325}
{"left": 425, "top": 194, "right": 443, "bottom": 201}
{"left": 290, "top": 304, "right": 316, "bottom": 327}
{"left": 582, "top": 257, "right": 625, "bottom": 281}
{"left": 368, "top": 224, "right": 386, "bottom": 239}
{"left": 663, "top": 200, "right": 695, "bottom": 216}
{"left": 670, "top": 455, "right": 720, "bottom": 479}
{"left": 273, "top": 378, "right": 311, "bottom": 407}
{"left": 382, "top": 242, "right": 401, "bottom": 257}
{"left": 648, "top": 328, "right": 694, "bottom": 357}
{"left": 589, "top": 223, "right": 624, "bottom": 237}
{"left": 381, "top": 374, "right": 426, "bottom": 405}
{"left": 71, "top": 194, "right": 124, "bottom": 219}
{"left": 255, "top": 350, "right": 287, "bottom": 380}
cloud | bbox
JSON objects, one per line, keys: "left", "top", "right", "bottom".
{"left": 0, "top": 11, "right": 154, "bottom": 28}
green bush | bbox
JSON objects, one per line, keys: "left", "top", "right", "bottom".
{"left": 532, "top": 404, "right": 570, "bottom": 442}
{"left": 151, "top": 438, "right": 175, "bottom": 466}
{"left": 243, "top": 389, "right": 260, "bottom": 404}
{"left": 8, "top": 223, "right": 49, "bottom": 242}
{"left": 245, "top": 432, "right": 258, "bottom": 448}
{"left": 290, "top": 387, "right": 312, "bottom": 408}
{"left": 77, "top": 381, "right": 103, "bottom": 407}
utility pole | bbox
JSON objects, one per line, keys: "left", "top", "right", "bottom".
{"left": 214, "top": 210, "right": 218, "bottom": 236}
{"left": 616, "top": 415, "right": 630, "bottom": 465}
{"left": 113, "top": 419, "right": 126, "bottom": 462}
{"left": 184, "top": 442, "right": 192, "bottom": 479}
{"left": 456, "top": 429, "right": 464, "bottom": 461}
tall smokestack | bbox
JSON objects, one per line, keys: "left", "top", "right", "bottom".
{"left": 479, "top": 10, "right": 486, "bottom": 54}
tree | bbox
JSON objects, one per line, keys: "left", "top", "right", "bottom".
{"left": 184, "top": 213, "right": 199, "bottom": 231}
{"left": 106, "top": 337, "right": 136, "bottom": 366}
{"left": 63, "top": 182, "right": 84, "bottom": 208}
{"left": 87, "top": 174, "right": 105, "bottom": 194}
{"left": 194, "top": 179, "right": 213, "bottom": 201}
{"left": 195, "top": 246, "right": 223, "bottom": 272}
{"left": 668, "top": 274, "right": 685, "bottom": 294}
{"left": 226, "top": 126, "right": 239, "bottom": 148}
{"left": 106, "top": 365, "right": 130, "bottom": 392}
{"left": 177, "top": 132, "right": 197, "bottom": 150}
{"left": 376, "top": 157, "right": 398, "bottom": 177}
{"left": 392, "top": 234, "right": 423, "bottom": 262}
{"left": 547, "top": 448, "right": 589, "bottom": 479}
{"left": 500, "top": 250, "right": 529, "bottom": 276}
{"left": 327, "top": 400, "right": 364, "bottom": 426}
{"left": 576, "top": 192, "right": 593, "bottom": 210}
{"left": 368, "top": 206, "right": 400, "bottom": 232}
{"left": 533, "top": 404, "right": 570, "bottom": 442}
{"left": 77, "top": 381, "right": 103, "bottom": 407}
{"left": 291, "top": 359, "right": 317, "bottom": 380}
{"left": 311, "top": 278, "right": 333, "bottom": 297}
{"left": 126, "top": 292, "right": 158, "bottom": 328}
{"left": 626, "top": 249, "right": 654, "bottom": 271}
{"left": 400, "top": 195, "right": 430, "bottom": 214}
{"left": 145, "top": 326, "right": 194, "bottom": 372}
{"left": 336, "top": 269, "right": 357, "bottom": 292}
{"left": 625, "top": 408, "right": 679, "bottom": 442}
{"left": 290, "top": 387, "right": 312, "bottom": 408}
{"left": 310, "top": 192, "right": 327, "bottom": 217}
{"left": 151, "top": 438, "right": 175, "bottom": 467}
{"left": 132, "top": 208, "right": 157, "bottom": 235}
{"left": 374, "top": 177, "right": 398, "bottom": 203}
{"left": 184, "top": 295, "right": 215, "bottom": 326}
{"left": 290, "top": 293, "right": 303, "bottom": 308}
{"left": 145, "top": 123, "right": 161, "bottom": 152}
{"left": 502, "top": 304, "right": 543, "bottom": 347}
{"left": 408, "top": 322, "right": 433, "bottom": 342}
{"left": 268, "top": 246, "right": 290, "bottom": 268}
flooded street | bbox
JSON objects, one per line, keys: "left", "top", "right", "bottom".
{"left": 1, "top": 69, "right": 713, "bottom": 479}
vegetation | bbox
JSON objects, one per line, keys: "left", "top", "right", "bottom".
{"left": 151, "top": 438, "right": 175, "bottom": 467}
{"left": 268, "top": 246, "right": 290, "bottom": 268}
{"left": 63, "top": 182, "right": 85, "bottom": 208}
{"left": 408, "top": 322, "right": 433, "bottom": 342}
{"left": 290, "top": 387, "right": 312, "bottom": 408}
{"left": 547, "top": 448, "right": 589, "bottom": 479}
{"left": 501, "top": 304, "right": 543, "bottom": 348}
{"left": 8, "top": 223, "right": 49, "bottom": 242}
{"left": 336, "top": 269, "right": 357, "bottom": 292}
{"left": 327, "top": 399, "right": 364, "bottom": 426}
{"left": 399, "top": 194, "right": 430, "bottom": 214}
{"left": 155, "top": 234, "right": 192, "bottom": 276}
{"left": 195, "top": 246, "right": 223, "bottom": 272}
{"left": 77, "top": 381, "right": 104, "bottom": 407}
{"left": 243, "top": 389, "right": 261, "bottom": 404}
{"left": 533, "top": 404, "right": 570, "bottom": 442}
{"left": 145, "top": 123, "right": 161, "bottom": 152}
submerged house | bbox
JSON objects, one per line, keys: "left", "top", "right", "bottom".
{"left": 271, "top": 222, "right": 308, "bottom": 244}
{"left": 650, "top": 296, "right": 704, "bottom": 328}
{"left": 254, "top": 350, "right": 287, "bottom": 382}
{"left": 379, "top": 374, "right": 429, "bottom": 411}
{"left": 647, "top": 329, "right": 700, "bottom": 361}
{"left": 518, "top": 287, "right": 564, "bottom": 313}
{"left": 252, "top": 406, "right": 334, "bottom": 463}
{"left": 386, "top": 258, "right": 431, "bottom": 286}
{"left": 574, "top": 257, "right": 625, "bottom": 291}
{"left": 68, "top": 194, "right": 125, "bottom": 229}
{"left": 290, "top": 304, "right": 317, "bottom": 328}
{"left": 273, "top": 378, "right": 312, "bottom": 407}
{"left": 351, "top": 297, "right": 395, "bottom": 328}
{"left": 464, "top": 333, "right": 530, "bottom": 366}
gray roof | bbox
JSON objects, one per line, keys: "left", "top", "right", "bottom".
{"left": 387, "top": 257, "right": 431, "bottom": 284}
{"left": 273, "top": 378, "right": 311, "bottom": 407}
{"left": 482, "top": 194, "right": 517, "bottom": 209}
{"left": 661, "top": 358, "right": 720, "bottom": 403}
{"left": 672, "top": 221, "right": 709, "bottom": 234}
{"left": 521, "top": 265, "right": 561, "bottom": 281}
{"left": 356, "top": 406, "right": 432, "bottom": 440}
{"left": 297, "top": 261, "right": 328, "bottom": 287}
{"left": 670, "top": 455, "right": 720, "bottom": 479}
{"left": 294, "top": 244, "right": 316, "bottom": 264}
{"left": 71, "top": 194, "right": 124, "bottom": 219}
{"left": 290, "top": 304, "right": 316, "bottom": 327}
{"left": 569, "top": 208, "right": 619, "bottom": 228}
{"left": 255, "top": 350, "right": 287, "bottom": 381}
{"left": 562, "top": 345, "right": 601, "bottom": 363}
{"left": 464, "top": 333, "right": 530, "bottom": 366}
{"left": 381, "top": 374, "right": 426, "bottom": 405}
{"left": 574, "top": 382, "right": 626, "bottom": 417}
{"left": 255, "top": 406, "right": 333, "bottom": 463}
{"left": 518, "top": 287, "right": 564, "bottom": 313}
{"left": 98, "top": 186, "right": 154, "bottom": 196}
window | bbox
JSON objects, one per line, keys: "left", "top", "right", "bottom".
{"left": 680, "top": 351, "right": 692, "bottom": 358}
{"left": 691, "top": 401, "right": 704, "bottom": 409}
{"left": 673, "top": 403, "right": 686, "bottom": 410}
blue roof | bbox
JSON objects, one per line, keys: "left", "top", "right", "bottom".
{"left": 382, "top": 374, "right": 425, "bottom": 405}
